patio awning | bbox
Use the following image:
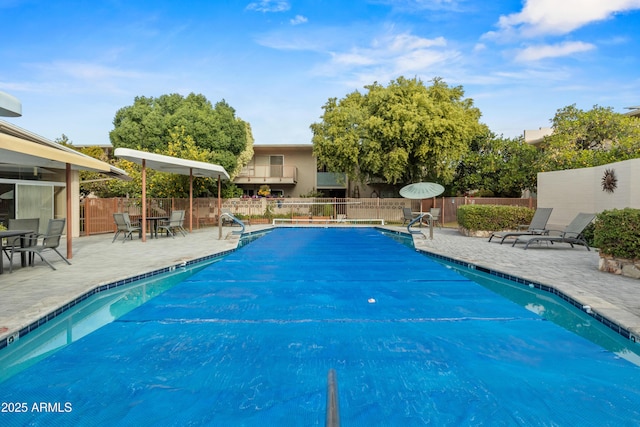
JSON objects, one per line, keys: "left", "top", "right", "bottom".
{"left": 0, "top": 91, "right": 21, "bottom": 117}
{"left": 114, "top": 148, "right": 230, "bottom": 241}
{"left": 114, "top": 148, "right": 230, "bottom": 180}
{"left": 0, "top": 132, "right": 111, "bottom": 172}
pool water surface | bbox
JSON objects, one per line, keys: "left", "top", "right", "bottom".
{"left": 1, "top": 228, "right": 640, "bottom": 426}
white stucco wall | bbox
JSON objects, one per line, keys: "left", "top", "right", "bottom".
{"left": 538, "top": 158, "right": 640, "bottom": 228}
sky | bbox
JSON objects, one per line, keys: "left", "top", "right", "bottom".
{"left": 1, "top": 0, "right": 640, "bottom": 146}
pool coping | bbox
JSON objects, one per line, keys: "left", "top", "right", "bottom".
{"left": 0, "top": 248, "right": 237, "bottom": 351}
{"left": 378, "top": 226, "right": 638, "bottom": 344}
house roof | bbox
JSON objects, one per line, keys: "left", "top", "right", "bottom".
{"left": 0, "top": 119, "right": 129, "bottom": 178}
{"left": 624, "top": 106, "right": 640, "bottom": 117}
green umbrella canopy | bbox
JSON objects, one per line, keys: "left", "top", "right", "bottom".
{"left": 399, "top": 182, "right": 445, "bottom": 200}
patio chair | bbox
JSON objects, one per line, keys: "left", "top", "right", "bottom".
{"left": 9, "top": 218, "right": 71, "bottom": 272}
{"left": 158, "top": 210, "right": 185, "bottom": 238}
{"left": 175, "top": 210, "right": 187, "bottom": 236}
{"left": 2, "top": 218, "right": 39, "bottom": 263}
{"left": 429, "top": 208, "right": 441, "bottom": 228}
{"left": 112, "top": 213, "right": 141, "bottom": 243}
{"left": 401, "top": 207, "right": 414, "bottom": 225}
{"left": 488, "top": 207, "right": 553, "bottom": 244}
{"left": 512, "top": 213, "right": 596, "bottom": 250}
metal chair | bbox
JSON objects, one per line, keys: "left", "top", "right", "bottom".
{"left": 2, "top": 218, "right": 39, "bottom": 263}
{"left": 158, "top": 210, "right": 186, "bottom": 238}
{"left": 401, "top": 207, "right": 414, "bottom": 225}
{"left": 9, "top": 218, "right": 71, "bottom": 272}
{"left": 112, "top": 213, "right": 142, "bottom": 243}
{"left": 429, "top": 208, "right": 441, "bottom": 228}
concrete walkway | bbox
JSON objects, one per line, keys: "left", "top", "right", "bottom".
{"left": 1, "top": 225, "right": 639, "bottom": 347}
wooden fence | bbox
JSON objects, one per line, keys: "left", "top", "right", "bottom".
{"left": 80, "top": 196, "right": 536, "bottom": 236}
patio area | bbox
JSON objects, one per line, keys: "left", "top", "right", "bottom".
{"left": 1, "top": 225, "right": 640, "bottom": 349}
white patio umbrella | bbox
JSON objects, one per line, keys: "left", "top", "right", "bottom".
{"left": 400, "top": 182, "right": 444, "bottom": 238}
{"left": 399, "top": 182, "right": 445, "bottom": 201}
{"left": 400, "top": 182, "right": 445, "bottom": 225}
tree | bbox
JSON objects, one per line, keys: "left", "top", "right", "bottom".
{"left": 109, "top": 93, "right": 253, "bottom": 197}
{"left": 540, "top": 104, "right": 640, "bottom": 171}
{"left": 54, "top": 135, "right": 123, "bottom": 198}
{"left": 454, "top": 132, "right": 540, "bottom": 197}
{"left": 310, "top": 77, "right": 487, "bottom": 187}
{"left": 110, "top": 93, "right": 252, "bottom": 176}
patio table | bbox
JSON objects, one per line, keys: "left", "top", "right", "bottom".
{"left": 0, "top": 229, "right": 33, "bottom": 274}
{"left": 146, "top": 216, "right": 170, "bottom": 239}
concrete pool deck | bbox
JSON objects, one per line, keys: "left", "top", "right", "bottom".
{"left": 1, "top": 224, "right": 639, "bottom": 347}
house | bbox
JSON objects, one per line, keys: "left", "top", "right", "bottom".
{"left": 625, "top": 106, "right": 640, "bottom": 117}
{"left": 524, "top": 127, "right": 553, "bottom": 147}
{"left": 234, "top": 144, "right": 358, "bottom": 198}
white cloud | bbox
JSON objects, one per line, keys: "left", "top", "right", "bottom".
{"left": 381, "top": 33, "right": 446, "bottom": 52}
{"left": 514, "top": 41, "right": 596, "bottom": 62}
{"left": 331, "top": 52, "right": 377, "bottom": 67}
{"left": 35, "top": 61, "right": 147, "bottom": 81}
{"left": 492, "top": 0, "right": 640, "bottom": 38}
{"left": 473, "top": 43, "right": 487, "bottom": 52}
{"left": 17, "top": 61, "right": 156, "bottom": 96}
{"left": 245, "top": 0, "right": 290, "bottom": 13}
{"left": 315, "top": 32, "right": 458, "bottom": 87}
{"left": 369, "top": 0, "right": 461, "bottom": 12}
{"left": 290, "top": 15, "right": 308, "bottom": 25}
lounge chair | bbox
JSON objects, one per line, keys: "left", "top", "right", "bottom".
{"left": 112, "top": 213, "right": 141, "bottom": 243}
{"left": 9, "top": 218, "right": 71, "bottom": 272}
{"left": 488, "top": 207, "right": 553, "bottom": 244}
{"left": 512, "top": 213, "right": 596, "bottom": 250}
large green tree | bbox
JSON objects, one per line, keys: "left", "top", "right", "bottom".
{"left": 310, "top": 77, "right": 487, "bottom": 186}
{"left": 109, "top": 93, "right": 253, "bottom": 197}
{"left": 454, "top": 132, "right": 540, "bottom": 197}
{"left": 540, "top": 104, "right": 640, "bottom": 171}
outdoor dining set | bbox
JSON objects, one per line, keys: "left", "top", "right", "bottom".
{"left": 0, "top": 218, "right": 70, "bottom": 274}
{"left": 112, "top": 210, "right": 187, "bottom": 243}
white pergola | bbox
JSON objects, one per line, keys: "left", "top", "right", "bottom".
{"left": 114, "top": 148, "right": 229, "bottom": 241}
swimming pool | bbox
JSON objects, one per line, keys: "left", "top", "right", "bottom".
{"left": 0, "top": 260, "right": 217, "bottom": 383}
{"left": 1, "top": 228, "right": 640, "bottom": 426}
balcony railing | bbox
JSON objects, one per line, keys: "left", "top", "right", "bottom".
{"left": 317, "top": 172, "right": 347, "bottom": 188}
{"left": 234, "top": 165, "right": 298, "bottom": 184}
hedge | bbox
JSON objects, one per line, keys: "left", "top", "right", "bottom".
{"left": 457, "top": 205, "right": 535, "bottom": 232}
{"left": 593, "top": 208, "right": 640, "bottom": 259}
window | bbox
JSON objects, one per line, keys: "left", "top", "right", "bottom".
{"left": 270, "top": 155, "right": 283, "bottom": 177}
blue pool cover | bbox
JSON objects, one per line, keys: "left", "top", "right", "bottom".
{"left": 2, "top": 228, "right": 640, "bottom": 426}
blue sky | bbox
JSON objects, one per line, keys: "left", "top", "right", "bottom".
{"left": 1, "top": 0, "right": 639, "bottom": 146}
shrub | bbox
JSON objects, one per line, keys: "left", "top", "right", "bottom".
{"left": 457, "top": 205, "right": 535, "bottom": 231}
{"left": 593, "top": 208, "right": 640, "bottom": 259}
{"left": 581, "top": 222, "right": 596, "bottom": 248}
